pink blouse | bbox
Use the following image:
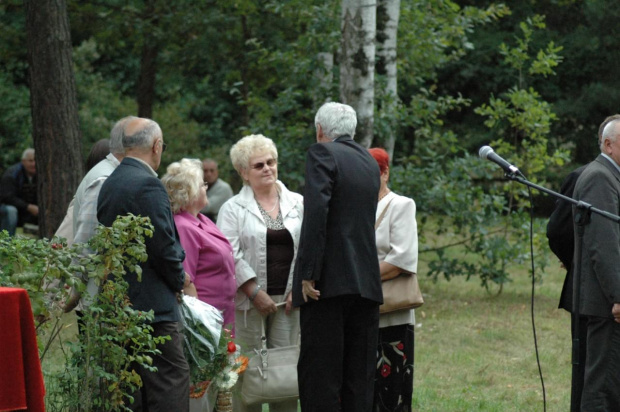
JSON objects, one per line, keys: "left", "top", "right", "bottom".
{"left": 174, "top": 211, "right": 237, "bottom": 331}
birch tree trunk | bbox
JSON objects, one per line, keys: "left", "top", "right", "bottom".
{"left": 25, "top": 0, "right": 83, "bottom": 238}
{"left": 340, "top": 0, "right": 376, "bottom": 147}
{"left": 376, "top": 0, "right": 400, "bottom": 160}
{"left": 314, "top": 52, "right": 334, "bottom": 105}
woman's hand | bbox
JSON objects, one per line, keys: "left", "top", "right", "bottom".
{"left": 183, "top": 282, "right": 198, "bottom": 298}
{"left": 252, "top": 290, "right": 277, "bottom": 316}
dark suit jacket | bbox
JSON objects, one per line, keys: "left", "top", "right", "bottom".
{"left": 292, "top": 136, "right": 382, "bottom": 307}
{"left": 546, "top": 165, "right": 586, "bottom": 312}
{"left": 573, "top": 155, "right": 620, "bottom": 318}
{"left": 97, "top": 157, "right": 185, "bottom": 323}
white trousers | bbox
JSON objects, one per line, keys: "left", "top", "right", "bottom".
{"left": 233, "top": 295, "right": 300, "bottom": 412}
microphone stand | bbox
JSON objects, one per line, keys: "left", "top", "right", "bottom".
{"left": 503, "top": 171, "right": 620, "bottom": 409}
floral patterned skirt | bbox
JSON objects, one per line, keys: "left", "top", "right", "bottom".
{"left": 373, "top": 324, "right": 414, "bottom": 412}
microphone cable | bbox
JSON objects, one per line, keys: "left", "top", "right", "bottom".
{"left": 525, "top": 183, "right": 547, "bottom": 412}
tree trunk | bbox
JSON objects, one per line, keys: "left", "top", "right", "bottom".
{"left": 137, "top": 41, "right": 159, "bottom": 119}
{"left": 314, "top": 52, "right": 334, "bottom": 105}
{"left": 25, "top": 0, "right": 83, "bottom": 238}
{"left": 376, "top": 0, "right": 400, "bottom": 160}
{"left": 137, "top": 0, "right": 159, "bottom": 119}
{"left": 340, "top": 0, "right": 376, "bottom": 148}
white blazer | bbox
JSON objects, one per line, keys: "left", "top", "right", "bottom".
{"left": 217, "top": 180, "right": 303, "bottom": 311}
{"left": 375, "top": 191, "right": 418, "bottom": 327}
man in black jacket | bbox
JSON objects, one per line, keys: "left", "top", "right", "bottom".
{"left": 293, "top": 102, "right": 382, "bottom": 412}
{"left": 0, "top": 148, "right": 37, "bottom": 236}
{"left": 97, "top": 117, "right": 191, "bottom": 412}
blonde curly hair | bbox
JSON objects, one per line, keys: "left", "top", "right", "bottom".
{"left": 161, "top": 158, "right": 204, "bottom": 213}
{"left": 230, "top": 134, "right": 278, "bottom": 185}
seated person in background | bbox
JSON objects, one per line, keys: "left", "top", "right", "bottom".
{"left": 162, "top": 158, "right": 237, "bottom": 332}
{"left": 0, "top": 148, "right": 38, "bottom": 236}
{"left": 200, "top": 158, "right": 233, "bottom": 222}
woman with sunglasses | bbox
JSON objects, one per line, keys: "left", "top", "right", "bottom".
{"left": 161, "top": 158, "right": 237, "bottom": 331}
{"left": 217, "top": 134, "right": 303, "bottom": 412}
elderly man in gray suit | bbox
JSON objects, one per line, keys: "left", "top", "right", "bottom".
{"left": 573, "top": 117, "right": 620, "bottom": 411}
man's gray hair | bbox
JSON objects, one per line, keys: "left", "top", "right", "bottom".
{"left": 601, "top": 119, "right": 620, "bottom": 152}
{"left": 314, "top": 102, "right": 357, "bottom": 140}
{"left": 122, "top": 119, "right": 161, "bottom": 150}
{"left": 109, "top": 116, "right": 136, "bottom": 155}
{"left": 21, "top": 148, "right": 35, "bottom": 159}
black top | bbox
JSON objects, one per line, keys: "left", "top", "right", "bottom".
{"left": 266, "top": 228, "right": 294, "bottom": 295}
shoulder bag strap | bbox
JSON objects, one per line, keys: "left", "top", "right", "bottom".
{"left": 375, "top": 197, "right": 395, "bottom": 230}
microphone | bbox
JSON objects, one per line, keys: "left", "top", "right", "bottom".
{"left": 478, "top": 145, "right": 521, "bottom": 175}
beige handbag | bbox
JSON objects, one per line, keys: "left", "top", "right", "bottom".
{"left": 375, "top": 196, "right": 424, "bottom": 314}
{"left": 240, "top": 304, "right": 299, "bottom": 405}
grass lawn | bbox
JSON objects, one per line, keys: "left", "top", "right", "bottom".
{"left": 413, "top": 246, "right": 571, "bottom": 411}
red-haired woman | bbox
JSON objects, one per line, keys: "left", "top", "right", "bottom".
{"left": 368, "top": 147, "right": 419, "bottom": 412}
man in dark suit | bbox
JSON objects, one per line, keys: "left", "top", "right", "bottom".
{"left": 97, "top": 117, "right": 191, "bottom": 412}
{"left": 547, "top": 114, "right": 620, "bottom": 412}
{"left": 573, "top": 117, "right": 620, "bottom": 411}
{"left": 293, "top": 102, "right": 382, "bottom": 412}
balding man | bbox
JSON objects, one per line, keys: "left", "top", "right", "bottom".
{"left": 200, "top": 158, "right": 233, "bottom": 222}
{"left": 0, "top": 148, "right": 38, "bottom": 236}
{"left": 97, "top": 117, "right": 190, "bottom": 412}
{"left": 547, "top": 114, "right": 620, "bottom": 412}
{"left": 573, "top": 117, "right": 620, "bottom": 410}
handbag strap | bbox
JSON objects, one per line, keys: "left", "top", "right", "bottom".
{"left": 375, "top": 196, "right": 395, "bottom": 230}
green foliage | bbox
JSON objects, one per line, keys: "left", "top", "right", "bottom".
{"left": 391, "top": 15, "right": 566, "bottom": 290}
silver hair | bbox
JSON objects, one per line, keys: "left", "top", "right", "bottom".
{"left": 109, "top": 116, "right": 136, "bottom": 155}
{"left": 601, "top": 119, "right": 620, "bottom": 152}
{"left": 161, "top": 158, "right": 204, "bottom": 214}
{"left": 314, "top": 102, "right": 357, "bottom": 140}
{"left": 122, "top": 119, "right": 161, "bottom": 150}
{"left": 229, "top": 134, "right": 278, "bottom": 184}
{"left": 21, "top": 148, "right": 35, "bottom": 160}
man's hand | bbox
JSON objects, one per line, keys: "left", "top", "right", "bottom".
{"left": 27, "top": 204, "right": 39, "bottom": 216}
{"left": 612, "top": 303, "right": 620, "bottom": 323}
{"left": 302, "top": 280, "right": 320, "bottom": 302}
{"left": 285, "top": 292, "right": 293, "bottom": 315}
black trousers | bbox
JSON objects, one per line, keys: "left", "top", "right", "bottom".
{"left": 581, "top": 316, "right": 620, "bottom": 411}
{"left": 129, "top": 321, "right": 190, "bottom": 412}
{"left": 570, "top": 313, "right": 587, "bottom": 412}
{"left": 298, "top": 295, "right": 379, "bottom": 412}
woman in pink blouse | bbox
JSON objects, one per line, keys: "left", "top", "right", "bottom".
{"left": 162, "top": 158, "right": 237, "bottom": 331}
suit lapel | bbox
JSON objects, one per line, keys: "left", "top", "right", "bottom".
{"left": 595, "top": 154, "right": 620, "bottom": 184}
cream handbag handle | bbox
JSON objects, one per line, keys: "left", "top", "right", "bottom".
{"left": 375, "top": 197, "right": 395, "bottom": 230}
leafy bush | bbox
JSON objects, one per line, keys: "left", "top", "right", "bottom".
{"left": 0, "top": 214, "right": 169, "bottom": 412}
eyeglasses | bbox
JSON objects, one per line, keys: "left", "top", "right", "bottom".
{"left": 250, "top": 158, "right": 277, "bottom": 170}
{"left": 162, "top": 142, "right": 167, "bottom": 152}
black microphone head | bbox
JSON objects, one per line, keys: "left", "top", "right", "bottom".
{"left": 479, "top": 145, "right": 494, "bottom": 159}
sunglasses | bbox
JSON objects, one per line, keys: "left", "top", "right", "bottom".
{"left": 250, "top": 158, "right": 277, "bottom": 170}
{"left": 162, "top": 142, "right": 167, "bottom": 152}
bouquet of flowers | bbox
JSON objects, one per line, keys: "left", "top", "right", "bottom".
{"left": 180, "top": 295, "right": 248, "bottom": 398}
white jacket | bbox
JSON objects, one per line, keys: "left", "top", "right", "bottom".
{"left": 217, "top": 180, "right": 304, "bottom": 311}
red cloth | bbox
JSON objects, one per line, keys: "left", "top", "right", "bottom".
{"left": 0, "top": 287, "right": 46, "bottom": 412}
